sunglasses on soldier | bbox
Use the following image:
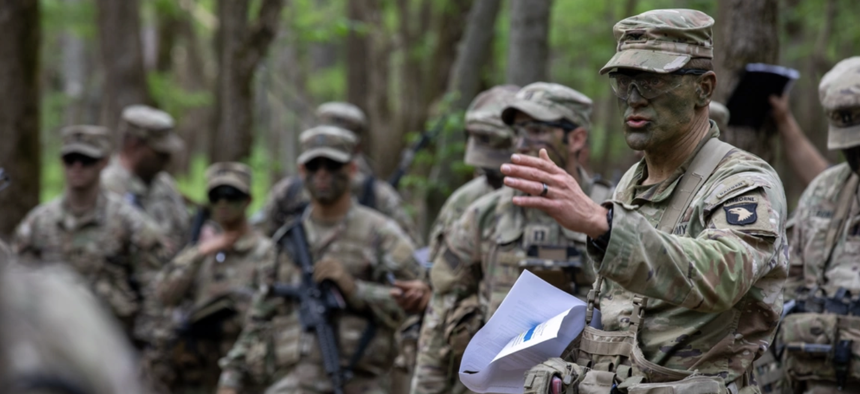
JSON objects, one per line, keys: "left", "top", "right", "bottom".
{"left": 207, "top": 185, "right": 248, "bottom": 204}
{"left": 828, "top": 107, "right": 860, "bottom": 128}
{"left": 304, "top": 157, "right": 346, "bottom": 173}
{"left": 608, "top": 68, "right": 709, "bottom": 100}
{"left": 62, "top": 153, "right": 100, "bottom": 167}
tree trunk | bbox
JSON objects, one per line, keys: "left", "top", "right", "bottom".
{"left": 446, "top": 0, "right": 500, "bottom": 111}
{"left": 346, "top": 0, "right": 371, "bottom": 116}
{"left": 96, "top": 0, "right": 152, "bottom": 134}
{"left": 713, "top": 0, "right": 779, "bottom": 161}
{"left": 0, "top": 0, "right": 40, "bottom": 238}
{"left": 506, "top": 0, "right": 552, "bottom": 85}
{"left": 211, "top": 0, "right": 285, "bottom": 163}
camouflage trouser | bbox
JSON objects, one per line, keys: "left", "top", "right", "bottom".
{"left": 390, "top": 315, "right": 422, "bottom": 394}
{"left": 264, "top": 363, "right": 385, "bottom": 394}
{"left": 140, "top": 343, "right": 178, "bottom": 394}
{"left": 411, "top": 293, "right": 477, "bottom": 394}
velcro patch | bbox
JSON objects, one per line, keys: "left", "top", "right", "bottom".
{"left": 724, "top": 203, "right": 758, "bottom": 226}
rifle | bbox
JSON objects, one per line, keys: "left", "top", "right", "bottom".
{"left": 273, "top": 219, "right": 349, "bottom": 394}
{"left": 388, "top": 114, "right": 449, "bottom": 189}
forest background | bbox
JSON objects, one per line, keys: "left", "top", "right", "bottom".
{"left": 1, "top": 0, "right": 858, "bottom": 239}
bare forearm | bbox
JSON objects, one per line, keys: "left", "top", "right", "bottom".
{"left": 778, "top": 115, "right": 829, "bottom": 186}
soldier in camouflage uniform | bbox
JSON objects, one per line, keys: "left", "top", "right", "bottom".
{"left": 154, "top": 162, "right": 275, "bottom": 392}
{"left": 0, "top": 262, "right": 145, "bottom": 394}
{"left": 394, "top": 85, "right": 519, "bottom": 394}
{"left": 101, "top": 104, "right": 189, "bottom": 247}
{"left": 411, "top": 82, "right": 612, "bottom": 394}
{"left": 258, "top": 124, "right": 421, "bottom": 245}
{"left": 217, "top": 126, "right": 422, "bottom": 394}
{"left": 776, "top": 57, "right": 860, "bottom": 394}
{"left": 13, "top": 125, "right": 170, "bottom": 340}
{"left": 507, "top": 10, "right": 788, "bottom": 393}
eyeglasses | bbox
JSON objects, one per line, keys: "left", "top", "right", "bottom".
{"left": 62, "top": 153, "right": 100, "bottom": 167}
{"left": 829, "top": 107, "right": 860, "bottom": 128}
{"left": 608, "top": 68, "right": 709, "bottom": 100}
{"left": 512, "top": 120, "right": 578, "bottom": 137}
{"left": 304, "top": 157, "right": 347, "bottom": 173}
{"left": 207, "top": 186, "right": 248, "bottom": 204}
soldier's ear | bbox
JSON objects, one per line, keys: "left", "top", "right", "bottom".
{"left": 567, "top": 127, "right": 588, "bottom": 155}
{"left": 348, "top": 161, "right": 358, "bottom": 176}
{"left": 695, "top": 72, "right": 716, "bottom": 108}
{"left": 299, "top": 164, "right": 307, "bottom": 178}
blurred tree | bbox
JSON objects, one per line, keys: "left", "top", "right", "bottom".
{"left": 211, "top": 0, "right": 285, "bottom": 162}
{"left": 713, "top": 0, "right": 779, "bottom": 161}
{"left": 506, "top": 0, "right": 552, "bottom": 85}
{"left": 96, "top": 0, "right": 152, "bottom": 134}
{"left": 0, "top": 0, "right": 40, "bottom": 237}
{"left": 447, "top": 0, "right": 502, "bottom": 111}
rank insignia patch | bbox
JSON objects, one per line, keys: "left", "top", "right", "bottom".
{"left": 724, "top": 203, "right": 757, "bottom": 226}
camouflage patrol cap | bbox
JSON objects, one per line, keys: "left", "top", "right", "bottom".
{"left": 709, "top": 101, "right": 730, "bottom": 131}
{"left": 297, "top": 126, "right": 357, "bottom": 165}
{"left": 316, "top": 102, "right": 367, "bottom": 135}
{"left": 464, "top": 85, "right": 519, "bottom": 168}
{"left": 599, "top": 9, "right": 714, "bottom": 75}
{"left": 205, "top": 162, "right": 252, "bottom": 195}
{"left": 818, "top": 57, "right": 860, "bottom": 149}
{"left": 120, "top": 105, "right": 184, "bottom": 154}
{"left": 60, "top": 125, "right": 112, "bottom": 159}
{"left": 501, "top": 82, "right": 593, "bottom": 130}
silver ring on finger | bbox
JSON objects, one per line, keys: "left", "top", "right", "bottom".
{"left": 540, "top": 182, "right": 548, "bottom": 197}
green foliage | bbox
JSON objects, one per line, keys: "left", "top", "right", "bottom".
{"left": 41, "top": 0, "right": 97, "bottom": 38}
{"left": 147, "top": 71, "right": 213, "bottom": 119}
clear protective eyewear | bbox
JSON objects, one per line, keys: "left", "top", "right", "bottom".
{"left": 608, "top": 68, "right": 709, "bottom": 100}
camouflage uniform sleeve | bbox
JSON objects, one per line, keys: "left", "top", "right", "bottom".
{"left": 259, "top": 180, "right": 287, "bottom": 237}
{"left": 123, "top": 206, "right": 173, "bottom": 285}
{"left": 376, "top": 181, "right": 423, "bottom": 246}
{"left": 153, "top": 245, "right": 205, "bottom": 306}
{"left": 592, "top": 173, "right": 787, "bottom": 313}
{"left": 412, "top": 206, "right": 484, "bottom": 394}
{"left": 11, "top": 207, "right": 41, "bottom": 262}
{"left": 219, "top": 250, "right": 283, "bottom": 390}
{"left": 351, "top": 219, "right": 421, "bottom": 325}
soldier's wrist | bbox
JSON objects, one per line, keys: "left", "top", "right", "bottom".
{"left": 587, "top": 205, "right": 613, "bottom": 254}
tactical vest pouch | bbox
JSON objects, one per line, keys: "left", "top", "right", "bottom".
{"left": 444, "top": 294, "right": 484, "bottom": 360}
{"left": 624, "top": 375, "right": 728, "bottom": 394}
{"left": 779, "top": 313, "right": 860, "bottom": 384}
{"left": 523, "top": 357, "right": 585, "bottom": 394}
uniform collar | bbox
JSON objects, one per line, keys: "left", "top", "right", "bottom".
{"left": 57, "top": 190, "right": 108, "bottom": 230}
{"left": 618, "top": 121, "right": 720, "bottom": 205}
{"left": 109, "top": 155, "right": 150, "bottom": 196}
{"left": 232, "top": 230, "right": 261, "bottom": 253}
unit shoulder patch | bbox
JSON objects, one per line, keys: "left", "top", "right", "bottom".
{"left": 724, "top": 203, "right": 758, "bottom": 226}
